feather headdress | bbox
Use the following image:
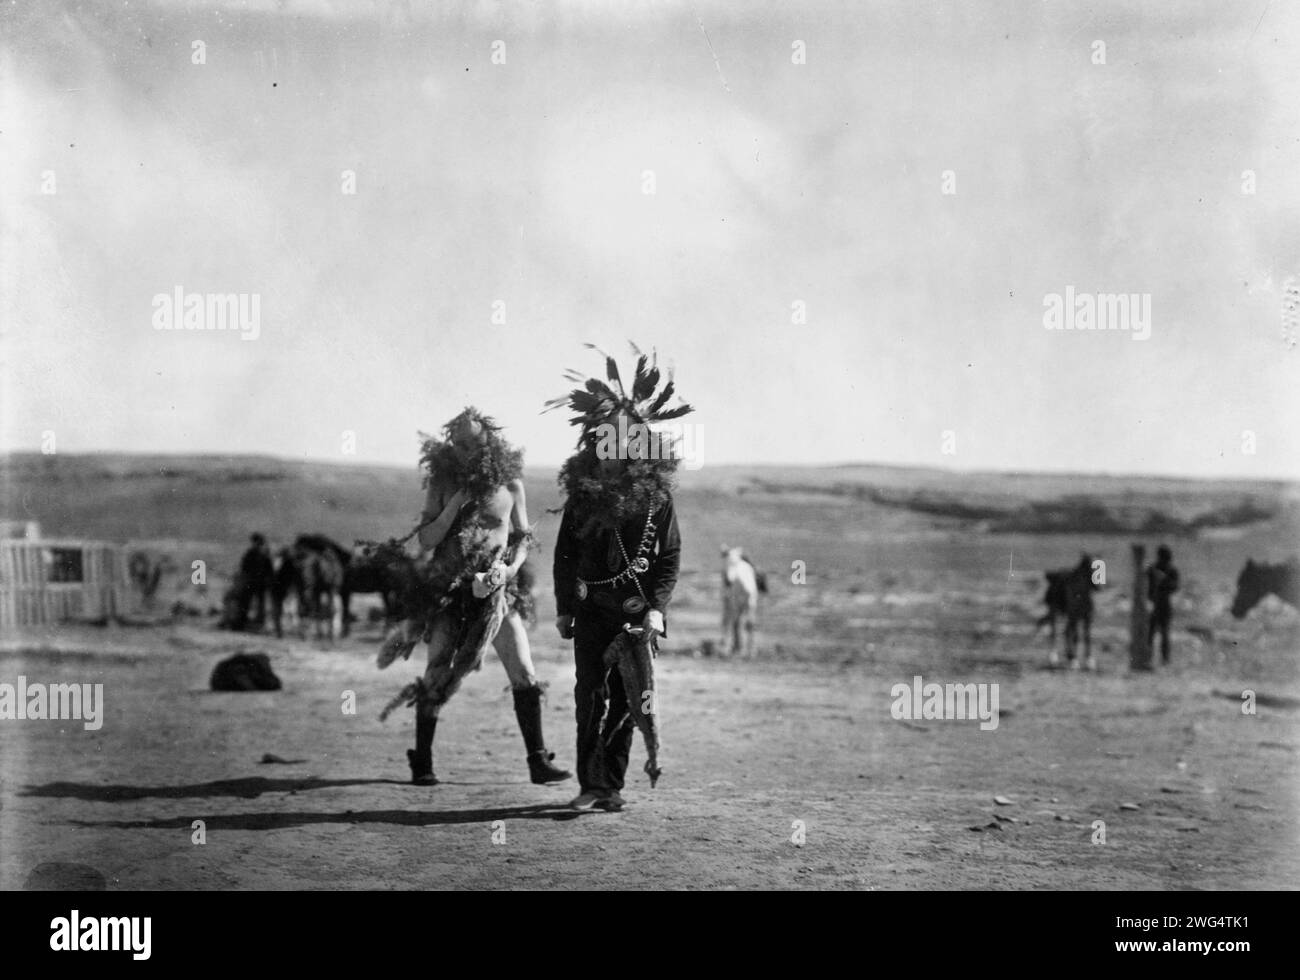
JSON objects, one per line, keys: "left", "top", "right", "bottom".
{"left": 543, "top": 343, "right": 694, "bottom": 445}
{"left": 546, "top": 344, "right": 694, "bottom": 533}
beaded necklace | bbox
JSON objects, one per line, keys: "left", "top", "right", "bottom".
{"left": 581, "top": 511, "right": 656, "bottom": 590}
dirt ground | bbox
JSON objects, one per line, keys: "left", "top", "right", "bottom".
{"left": 2, "top": 607, "right": 1297, "bottom": 890}
{"left": 2, "top": 458, "right": 1298, "bottom": 889}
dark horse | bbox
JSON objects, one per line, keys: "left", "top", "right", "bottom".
{"left": 292, "top": 535, "right": 348, "bottom": 640}
{"left": 1230, "top": 559, "right": 1299, "bottom": 619}
{"left": 1037, "top": 554, "right": 1101, "bottom": 669}
{"left": 340, "top": 550, "right": 418, "bottom": 637}
{"left": 1035, "top": 572, "right": 1069, "bottom": 641}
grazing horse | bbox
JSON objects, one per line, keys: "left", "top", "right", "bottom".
{"left": 269, "top": 547, "right": 302, "bottom": 638}
{"left": 1039, "top": 555, "right": 1100, "bottom": 670}
{"left": 1230, "top": 558, "right": 1299, "bottom": 619}
{"left": 340, "top": 549, "right": 417, "bottom": 637}
{"left": 720, "top": 546, "right": 767, "bottom": 657}
{"left": 293, "top": 540, "right": 346, "bottom": 640}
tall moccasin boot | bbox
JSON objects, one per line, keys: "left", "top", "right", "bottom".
{"left": 513, "top": 684, "right": 573, "bottom": 784}
{"left": 407, "top": 711, "right": 439, "bottom": 785}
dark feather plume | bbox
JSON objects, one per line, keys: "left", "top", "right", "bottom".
{"left": 653, "top": 403, "right": 694, "bottom": 421}
{"left": 630, "top": 354, "right": 652, "bottom": 402}
{"left": 639, "top": 365, "right": 660, "bottom": 405}
{"left": 605, "top": 357, "right": 624, "bottom": 397}
{"left": 544, "top": 342, "right": 692, "bottom": 436}
{"left": 646, "top": 380, "right": 675, "bottom": 416}
{"left": 584, "top": 378, "right": 618, "bottom": 402}
{"left": 570, "top": 390, "right": 604, "bottom": 413}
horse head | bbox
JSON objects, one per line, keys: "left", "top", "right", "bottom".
{"left": 1231, "top": 559, "right": 1263, "bottom": 619}
{"left": 273, "top": 547, "right": 301, "bottom": 585}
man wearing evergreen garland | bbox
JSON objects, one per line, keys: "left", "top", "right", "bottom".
{"left": 548, "top": 346, "right": 691, "bottom": 811}
{"left": 375, "top": 408, "right": 571, "bottom": 787}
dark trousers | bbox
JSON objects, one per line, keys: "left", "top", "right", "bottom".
{"left": 573, "top": 615, "right": 635, "bottom": 793}
{"left": 1149, "top": 605, "right": 1172, "bottom": 662}
{"left": 240, "top": 584, "right": 268, "bottom": 628}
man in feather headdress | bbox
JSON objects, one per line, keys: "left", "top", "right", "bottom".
{"left": 548, "top": 345, "right": 691, "bottom": 811}
{"left": 375, "top": 408, "right": 571, "bottom": 787}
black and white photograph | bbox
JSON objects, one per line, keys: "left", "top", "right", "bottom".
{"left": 1, "top": 0, "right": 1297, "bottom": 924}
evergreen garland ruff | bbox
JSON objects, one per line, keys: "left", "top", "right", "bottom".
{"left": 359, "top": 408, "right": 532, "bottom": 630}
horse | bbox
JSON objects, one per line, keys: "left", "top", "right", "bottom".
{"left": 1038, "top": 555, "right": 1100, "bottom": 670}
{"left": 293, "top": 540, "right": 346, "bottom": 641}
{"left": 127, "top": 550, "right": 164, "bottom": 607}
{"left": 340, "top": 549, "right": 418, "bottom": 637}
{"left": 269, "top": 547, "right": 302, "bottom": 638}
{"left": 1035, "top": 571, "right": 1068, "bottom": 643}
{"left": 1230, "top": 558, "right": 1299, "bottom": 619}
{"left": 720, "top": 545, "right": 767, "bottom": 657}
{"left": 293, "top": 534, "right": 352, "bottom": 570}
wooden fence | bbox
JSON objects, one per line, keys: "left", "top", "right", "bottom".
{"left": 0, "top": 539, "right": 133, "bottom": 630}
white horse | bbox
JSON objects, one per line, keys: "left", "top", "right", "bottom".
{"left": 720, "top": 546, "right": 764, "bottom": 657}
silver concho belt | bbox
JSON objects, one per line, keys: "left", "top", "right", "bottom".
{"left": 576, "top": 579, "right": 647, "bottom": 615}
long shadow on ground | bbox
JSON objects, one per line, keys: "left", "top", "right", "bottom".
{"left": 20, "top": 777, "right": 408, "bottom": 802}
{"left": 68, "top": 804, "right": 588, "bottom": 830}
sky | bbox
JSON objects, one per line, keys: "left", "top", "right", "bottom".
{"left": 2, "top": 0, "right": 1298, "bottom": 478}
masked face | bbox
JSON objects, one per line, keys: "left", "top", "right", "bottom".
{"left": 448, "top": 416, "right": 487, "bottom": 462}
{"left": 597, "top": 411, "right": 634, "bottom": 478}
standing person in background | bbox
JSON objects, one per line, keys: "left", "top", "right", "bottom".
{"left": 237, "top": 532, "right": 275, "bottom": 631}
{"left": 1146, "top": 545, "right": 1180, "bottom": 664}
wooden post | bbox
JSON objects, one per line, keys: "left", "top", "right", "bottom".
{"left": 1129, "top": 543, "right": 1152, "bottom": 671}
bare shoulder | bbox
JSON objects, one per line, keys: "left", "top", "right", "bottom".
{"left": 423, "top": 473, "right": 453, "bottom": 513}
{"left": 506, "top": 478, "right": 529, "bottom": 528}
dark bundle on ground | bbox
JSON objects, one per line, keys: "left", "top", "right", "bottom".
{"left": 210, "top": 652, "right": 282, "bottom": 692}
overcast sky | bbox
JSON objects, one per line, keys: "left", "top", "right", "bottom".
{"left": 2, "top": 0, "right": 1298, "bottom": 478}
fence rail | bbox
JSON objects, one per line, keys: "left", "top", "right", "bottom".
{"left": 0, "top": 539, "right": 135, "bottom": 629}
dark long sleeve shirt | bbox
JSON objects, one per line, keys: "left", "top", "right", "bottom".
{"left": 1146, "top": 564, "right": 1179, "bottom": 609}
{"left": 240, "top": 548, "right": 274, "bottom": 586}
{"left": 553, "top": 494, "right": 681, "bottom": 629}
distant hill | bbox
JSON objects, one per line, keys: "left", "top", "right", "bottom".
{"left": 2, "top": 452, "right": 1296, "bottom": 560}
